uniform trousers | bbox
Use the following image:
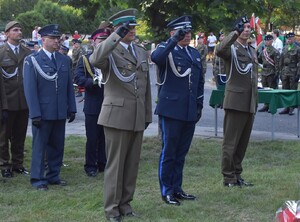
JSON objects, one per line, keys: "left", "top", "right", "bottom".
{"left": 222, "top": 109, "right": 255, "bottom": 183}
{"left": 0, "top": 109, "right": 28, "bottom": 170}
{"left": 84, "top": 114, "right": 106, "bottom": 172}
{"left": 261, "top": 74, "right": 278, "bottom": 89}
{"left": 103, "top": 126, "right": 143, "bottom": 218}
{"left": 282, "top": 75, "right": 298, "bottom": 90}
{"left": 30, "top": 119, "right": 66, "bottom": 187}
{"left": 159, "top": 116, "right": 195, "bottom": 197}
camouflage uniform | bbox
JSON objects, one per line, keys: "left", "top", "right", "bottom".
{"left": 258, "top": 45, "right": 280, "bottom": 89}
{"left": 280, "top": 43, "right": 300, "bottom": 90}
{"left": 279, "top": 40, "right": 300, "bottom": 115}
{"left": 196, "top": 43, "right": 208, "bottom": 78}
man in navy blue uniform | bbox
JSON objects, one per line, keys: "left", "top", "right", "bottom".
{"left": 74, "top": 27, "right": 111, "bottom": 177}
{"left": 151, "top": 16, "right": 204, "bottom": 206}
{"left": 23, "top": 24, "right": 76, "bottom": 191}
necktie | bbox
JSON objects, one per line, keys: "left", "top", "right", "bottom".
{"left": 14, "top": 47, "right": 19, "bottom": 56}
{"left": 128, "top": 45, "right": 136, "bottom": 60}
{"left": 51, "top": 53, "right": 57, "bottom": 68}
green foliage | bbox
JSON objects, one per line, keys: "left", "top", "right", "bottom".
{"left": 0, "top": 136, "right": 300, "bottom": 221}
{"left": 16, "top": 11, "right": 46, "bottom": 37}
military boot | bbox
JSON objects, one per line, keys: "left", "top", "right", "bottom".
{"left": 258, "top": 105, "right": 269, "bottom": 112}
{"left": 288, "top": 107, "right": 295, "bottom": 115}
{"left": 279, "top": 108, "right": 289, "bottom": 115}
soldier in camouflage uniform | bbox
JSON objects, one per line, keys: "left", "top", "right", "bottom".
{"left": 196, "top": 35, "right": 207, "bottom": 80}
{"left": 72, "top": 39, "right": 86, "bottom": 97}
{"left": 257, "top": 34, "right": 280, "bottom": 112}
{"left": 279, "top": 32, "right": 300, "bottom": 115}
{"left": 213, "top": 32, "right": 226, "bottom": 88}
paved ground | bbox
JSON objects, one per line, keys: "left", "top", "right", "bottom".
{"left": 26, "top": 62, "right": 300, "bottom": 141}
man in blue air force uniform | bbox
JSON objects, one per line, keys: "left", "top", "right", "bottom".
{"left": 23, "top": 24, "right": 76, "bottom": 191}
{"left": 151, "top": 16, "right": 204, "bottom": 206}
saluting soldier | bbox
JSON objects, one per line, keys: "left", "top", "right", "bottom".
{"left": 213, "top": 32, "right": 226, "bottom": 88}
{"left": 89, "top": 9, "right": 152, "bottom": 221}
{"left": 74, "top": 27, "right": 111, "bottom": 177}
{"left": 196, "top": 35, "right": 208, "bottom": 80}
{"left": 0, "top": 21, "right": 31, "bottom": 178}
{"left": 279, "top": 32, "right": 300, "bottom": 115}
{"left": 151, "top": 16, "right": 204, "bottom": 206}
{"left": 216, "top": 15, "right": 258, "bottom": 187}
{"left": 23, "top": 24, "right": 76, "bottom": 191}
{"left": 257, "top": 34, "right": 280, "bottom": 112}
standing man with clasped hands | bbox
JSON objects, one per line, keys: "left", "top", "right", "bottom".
{"left": 216, "top": 16, "right": 258, "bottom": 188}
{"left": 151, "top": 16, "right": 204, "bottom": 206}
{"left": 89, "top": 9, "right": 152, "bottom": 222}
{"left": 23, "top": 24, "right": 76, "bottom": 191}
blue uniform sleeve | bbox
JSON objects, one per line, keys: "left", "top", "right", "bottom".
{"left": 23, "top": 55, "right": 41, "bottom": 119}
{"left": 74, "top": 55, "right": 94, "bottom": 89}
{"left": 151, "top": 38, "right": 178, "bottom": 66}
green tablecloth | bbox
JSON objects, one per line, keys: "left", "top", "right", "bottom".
{"left": 209, "top": 89, "right": 300, "bottom": 114}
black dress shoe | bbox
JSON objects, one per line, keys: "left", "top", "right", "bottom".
{"left": 86, "top": 171, "right": 97, "bottom": 177}
{"left": 174, "top": 191, "right": 196, "bottom": 200}
{"left": 49, "top": 180, "right": 67, "bottom": 186}
{"left": 36, "top": 184, "right": 48, "bottom": 191}
{"left": 123, "top": 212, "right": 139, "bottom": 218}
{"left": 13, "top": 167, "right": 30, "bottom": 175}
{"left": 237, "top": 178, "right": 254, "bottom": 187}
{"left": 1, "top": 169, "right": 13, "bottom": 178}
{"left": 223, "top": 182, "right": 241, "bottom": 187}
{"left": 279, "top": 108, "right": 289, "bottom": 114}
{"left": 162, "top": 195, "right": 180, "bottom": 206}
{"left": 258, "top": 105, "right": 269, "bottom": 112}
{"left": 108, "top": 215, "right": 122, "bottom": 222}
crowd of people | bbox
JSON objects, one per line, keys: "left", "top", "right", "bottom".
{"left": 0, "top": 9, "right": 299, "bottom": 222}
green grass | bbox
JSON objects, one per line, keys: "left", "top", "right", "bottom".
{"left": 0, "top": 136, "right": 300, "bottom": 222}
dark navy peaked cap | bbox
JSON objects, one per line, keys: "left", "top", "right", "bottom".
{"left": 167, "top": 15, "right": 192, "bottom": 30}
{"left": 38, "top": 24, "right": 61, "bottom": 37}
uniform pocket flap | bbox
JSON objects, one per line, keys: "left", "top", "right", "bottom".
{"left": 102, "top": 97, "right": 124, "bottom": 107}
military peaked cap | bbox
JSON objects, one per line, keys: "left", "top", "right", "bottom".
{"left": 167, "top": 15, "right": 192, "bottom": 30}
{"left": 38, "top": 24, "right": 61, "bottom": 37}
{"left": 109, "top": 8, "right": 138, "bottom": 27}
{"left": 264, "top": 35, "right": 273, "bottom": 41}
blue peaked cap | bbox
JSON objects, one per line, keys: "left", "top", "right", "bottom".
{"left": 167, "top": 15, "right": 192, "bottom": 30}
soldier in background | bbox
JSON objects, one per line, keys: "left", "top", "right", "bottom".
{"left": 196, "top": 35, "right": 207, "bottom": 81}
{"left": 257, "top": 34, "right": 280, "bottom": 112}
{"left": 279, "top": 32, "right": 300, "bottom": 115}
{"left": 71, "top": 39, "right": 86, "bottom": 97}
{"left": 74, "top": 27, "right": 111, "bottom": 177}
{"left": 213, "top": 32, "right": 226, "bottom": 88}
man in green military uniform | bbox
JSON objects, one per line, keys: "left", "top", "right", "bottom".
{"left": 216, "top": 15, "right": 258, "bottom": 187}
{"left": 257, "top": 34, "right": 280, "bottom": 112}
{"left": 0, "top": 21, "right": 31, "bottom": 177}
{"left": 279, "top": 32, "right": 300, "bottom": 115}
{"left": 213, "top": 32, "right": 226, "bottom": 89}
{"left": 89, "top": 8, "right": 152, "bottom": 222}
{"left": 196, "top": 35, "right": 207, "bottom": 80}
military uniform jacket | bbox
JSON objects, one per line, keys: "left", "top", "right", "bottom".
{"left": 0, "top": 43, "right": 31, "bottom": 110}
{"left": 23, "top": 50, "right": 76, "bottom": 120}
{"left": 74, "top": 53, "right": 104, "bottom": 115}
{"left": 196, "top": 44, "right": 208, "bottom": 75}
{"left": 89, "top": 32, "right": 152, "bottom": 132}
{"left": 0, "top": 70, "right": 8, "bottom": 112}
{"left": 216, "top": 31, "right": 258, "bottom": 114}
{"left": 213, "top": 55, "right": 226, "bottom": 78}
{"left": 151, "top": 38, "right": 204, "bottom": 122}
{"left": 280, "top": 43, "right": 300, "bottom": 77}
{"left": 258, "top": 45, "right": 280, "bottom": 76}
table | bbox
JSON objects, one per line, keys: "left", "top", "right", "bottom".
{"left": 209, "top": 89, "right": 300, "bottom": 139}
